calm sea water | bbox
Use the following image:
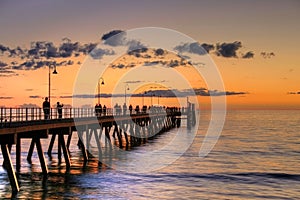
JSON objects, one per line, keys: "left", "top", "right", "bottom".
{"left": 1, "top": 110, "right": 300, "bottom": 199}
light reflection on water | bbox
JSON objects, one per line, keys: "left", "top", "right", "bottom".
{"left": 0, "top": 110, "right": 300, "bottom": 199}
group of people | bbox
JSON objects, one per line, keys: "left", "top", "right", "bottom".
{"left": 42, "top": 96, "right": 181, "bottom": 120}
{"left": 42, "top": 97, "right": 63, "bottom": 119}
{"left": 113, "top": 103, "right": 129, "bottom": 115}
{"left": 112, "top": 104, "right": 180, "bottom": 115}
{"left": 94, "top": 104, "right": 107, "bottom": 117}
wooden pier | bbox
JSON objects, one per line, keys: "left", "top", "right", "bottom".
{"left": 0, "top": 105, "right": 195, "bottom": 193}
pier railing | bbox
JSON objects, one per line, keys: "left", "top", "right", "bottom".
{"left": 0, "top": 106, "right": 185, "bottom": 127}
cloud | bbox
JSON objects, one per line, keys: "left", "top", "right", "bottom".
{"left": 101, "top": 30, "right": 126, "bottom": 46}
{"left": 1, "top": 32, "right": 258, "bottom": 75}
{"left": 1, "top": 40, "right": 92, "bottom": 72}
{"left": 155, "top": 48, "right": 165, "bottom": 56}
{"left": 59, "top": 94, "right": 111, "bottom": 99}
{"left": 261, "top": 52, "right": 275, "bottom": 58}
{"left": 216, "top": 41, "right": 242, "bottom": 58}
{"left": 0, "top": 96, "right": 13, "bottom": 99}
{"left": 102, "top": 30, "right": 149, "bottom": 57}
{"left": 224, "top": 91, "right": 248, "bottom": 96}
{"left": 28, "top": 41, "right": 58, "bottom": 58}
{"left": 0, "top": 68, "right": 17, "bottom": 76}
{"left": 0, "top": 61, "right": 8, "bottom": 67}
{"left": 288, "top": 91, "right": 300, "bottom": 95}
{"left": 182, "top": 88, "right": 248, "bottom": 96}
{"left": 78, "top": 43, "right": 98, "bottom": 55}
{"left": 168, "top": 59, "right": 188, "bottom": 67}
{"left": 127, "top": 40, "right": 147, "bottom": 52}
{"left": 201, "top": 43, "right": 214, "bottom": 53}
{"left": 124, "top": 80, "right": 145, "bottom": 84}
{"left": 29, "top": 95, "right": 43, "bottom": 99}
{"left": 128, "top": 47, "right": 148, "bottom": 57}
{"left": 132, "top": 88, "right": 248, "bottom": 97}
{"left": 101, "top": 30, "right": 124, "bottom": 41}
{"left": 111, "top": 63, "right": 126, "bottom": 69}
{"left": 0, "top": 44, "right": 9, "bottom": 53}
{"left": 89, "top": 48, "right": 115, "bottom": 59}
{"left": 25, "top": 89, "right": 34, "bottom": 91}
{"left": 174, "top": 42, "right": 209, "bottom": 55}
{"left": 242, "top": 51, "right": 254, "bottom": 59}
{"left": 19, "top": 103, "right": 40, "bottom": 108}
{"left": 59, "top": 39, "right": 79, "bottom": 58}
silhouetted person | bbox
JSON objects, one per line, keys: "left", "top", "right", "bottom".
{"left": 135, "top": 105, "right": 140, "bottom": 114}
{"left": 95, "top": 104, "right": 98, "bottom": 116}
{"left": 99, "top": 104, "right": 102, "bottom": 116}
{"left": 129, "top": 104, "right": 133, "bottom": 115}
{"left": 103, "top": 105, "right": 106, "bottom": 116}
{"left": 56, "top": 102, "right": 63, "bottom": 119}
{"left": 42, "top": 97, "right": 50, "bottom": 119}
{"left": 142, "top": 105, "right": 147, "bottom": 113}
{"left": 95, "top": 104, "right": 102, "bottom": 117}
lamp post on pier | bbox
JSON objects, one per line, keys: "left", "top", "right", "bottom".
{"left": 48, "top": 63, "right": 58, "bottom": 118}
{"left": 98, "top": 77, "right": 105, "bottom": 104}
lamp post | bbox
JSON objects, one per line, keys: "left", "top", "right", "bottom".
{"left": 98, "top": 77, "right": 105, "bottom": 104}
{"left": 48, "top": 63, "right": 58, "bottom": 118}
{"left": 124, "top": 83, "right": 130, "bottom": 105}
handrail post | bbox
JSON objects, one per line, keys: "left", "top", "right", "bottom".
{"left": 0, "top": 107, "right": 2, "bottom": 124}
{"left": 25, "top": 108, "right": 28, "bottom": 121}
{"left": 32, "top": 108, "right": 34, "bottom": 120}
{"left": 10, "top": 108, "right": 12, "bottom": 123}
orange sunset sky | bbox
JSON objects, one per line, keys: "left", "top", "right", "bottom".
{"left": 0, "top": 0, "right": 299, "bottom": 109}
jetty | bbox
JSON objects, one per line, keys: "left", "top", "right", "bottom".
{"left": 0, "top": 105, "right": 196, "bottom": 193}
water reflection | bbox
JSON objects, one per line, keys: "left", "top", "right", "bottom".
{"left": 0, "top": 110, "right": 300, "bottom": 199}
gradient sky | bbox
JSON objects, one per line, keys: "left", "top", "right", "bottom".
{"left": 0, "top": 0, "right": 299, "bottom": 109}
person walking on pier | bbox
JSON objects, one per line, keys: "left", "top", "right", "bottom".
{"left": 56, "top": 102, "right": 64, "bottom": 119}
{"left": 135, "top": 105, "right": 140, "bottom": 114}
{"left": 99, "top": 104, "right": 102, "bottom": 116}
{"left": 129, "top": 104, "right": 133, "bottom": 115}
{"left": 42, "top": 97, "right": 50, "bottom": 119}
{"left": 95, "top": 104, "right": 98, "bottom": 116}
{"left": 103, "top": 105, "right": 107, "bottom": 116}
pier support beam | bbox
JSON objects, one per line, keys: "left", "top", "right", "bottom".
{"left": 47, "top": 133, "right": 56, "bottom": 158}
{"left": 27, "top": 138, "right": 48, "bottom": 175}
{"left": 1, "top": 144, "right": 20, "bottom": 193}
{"left": 59, "top": 134, "right": 71, "bottom": 169}
{"left": 77, "top": 131, "right": 88, "bottom": 163}
{"left": 16, "top": 135, "right": 21, "bottom": 172}
{"left": 34, "top": 137, "right": 48, "bottom": 176}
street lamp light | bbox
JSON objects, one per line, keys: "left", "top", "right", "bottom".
{"left": 98, "top": 77, "right": 105, "bottom": 104}
{"left": 48, "top": 63, "right": 58, "bottom": 118}
{"left": 124, "top": 83, "right": 130, "bottom": 105}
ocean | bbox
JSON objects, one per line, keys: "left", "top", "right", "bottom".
{"left": 0, "top": 110, "right": 300, "bottom": 199}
